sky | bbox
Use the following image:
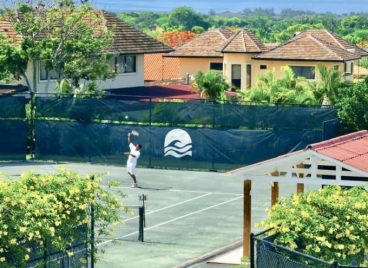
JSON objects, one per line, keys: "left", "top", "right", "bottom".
{"left": 91, "top": 0, "right": 368, "bottom": 14}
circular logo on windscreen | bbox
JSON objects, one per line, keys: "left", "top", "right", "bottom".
{"left": 164, "top": 129, "right": 192, "bottom": 158}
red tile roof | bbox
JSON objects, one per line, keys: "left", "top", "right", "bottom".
{"left": 310, "top": 130, "right": 368, "bottom": 173}
{"left": 165, "top": 29, "right": 233, "bottom": 58}
{"left": 253, "top": 34, "right": 360, "bottom": 61}
{"left": 221, "top": 29, "right": 267, "bottom": 53}
{"left": 0, "top": 11, "right": 172, "bottom": 54}
{"left": 296, "top": 29, "right": 368, "bottom": 58}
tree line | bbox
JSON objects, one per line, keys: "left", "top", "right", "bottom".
{"left": 118, "top": 7, "right": 368, "bottom": 46}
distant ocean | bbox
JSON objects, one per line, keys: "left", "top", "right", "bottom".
{"left": 92, "top": 0, "right": 368, "bottom": 14}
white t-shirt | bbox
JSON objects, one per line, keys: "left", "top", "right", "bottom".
{"left": 127, "top": 143, "right": 140, "bottom": 166}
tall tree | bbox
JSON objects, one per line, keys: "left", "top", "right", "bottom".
{"left": 168, "top": 7, "right": 209, "bottom": 31}
{"left": 311, "top": 65, "right": 343, "bottom": 105}
{"left": 1, "top": 0, "right": 114, "bottom": 94}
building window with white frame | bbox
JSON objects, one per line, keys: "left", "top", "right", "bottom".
{"left": 116, "top": 55, "right": 136, "bottom": 74}
{"left": 209, "top": 62, "right": 223, "bottom": 71}
{"left": 260, "top": 64, "right": 267, "bottom": 70}
{"left": 290, "top": 66, "right": 315, "bottom": 79}
{"left": 39, "top": 61, "right": 60, "bottom": 81}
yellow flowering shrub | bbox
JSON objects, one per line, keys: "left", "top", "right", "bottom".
{"left": 0, "top": 169, "right": 122, "bottom": 267}
{"left": 261, "top": 186, "right": 368, "bottom": 265}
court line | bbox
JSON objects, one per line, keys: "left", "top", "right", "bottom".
{"left": 169, "top": 189, "right": 242, "bottom": 196}
{"left": 113, "top": 186, "right": 242, "bottom": 196}
{"left": 98, "top": 195, "right": 242, "bottom": 246}
{"left": 124, "top": 193, "right": 211, "bottom": 222}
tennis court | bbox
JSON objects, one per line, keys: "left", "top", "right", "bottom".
{"left": 0, "top": 162, "right": 318, "bottom": 268}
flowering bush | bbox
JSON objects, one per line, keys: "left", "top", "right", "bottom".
{"left": 0, "top": 168, "right": 122, "bottom": 267}
{"left": 261, "top": 186, "right": 368, "bottom": 265}
{"left": 157, "top": 31, "right": 196, "bottom": 48}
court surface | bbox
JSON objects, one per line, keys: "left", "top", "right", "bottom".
{"left": 0, "top": 162, "right": 319, "bottom": 268}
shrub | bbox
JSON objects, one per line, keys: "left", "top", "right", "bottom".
{"left": 243, "top": 67, "right": 318, "bottom": 105}
{"left": 0, "top": 169, "right": 122, "bottom": 267}
{"left": 335, "top": 77, "right": 368, "bottom": 132}
{"left": 194, "top": 71, "right": 230, "bottom": 101}
{"left": 261, "top": 186, "right": 368, "bottom": 266}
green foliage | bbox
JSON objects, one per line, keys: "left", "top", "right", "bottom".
{"left": 359, "top": 57, "right": 368, "bottom": 68}
{"left": 0, "top": 34, "right": 28, "bottom": 83}
{"left": 168, "top": 7, "right": 209, "bottom": 31}
{"left": 243, "top": 67, "right": 318, "bottom": 105}
{"left": 261, "top": 186, "right": 368, "bottom": 266}
{"left": 345, "top": 29, "right": 368, "bottom": 44}
{"left": 118, "top": 8, "right": 368, "bottom": 44}
{"left": 311, "top": 65, "right": 343, "bottom": 105}
{"left": 335, "top": 77, "right": 368, "bottom": 131}
{"left": 191, "top": 25, "right": 205, "bottom": 34}
{"left": 194, "top": 71, "right": 229, "bottom": 101}
{"left": 2, "top": 0, "right": 114, "bottom": 93}
{"left": 0, "top": 168, "right": 122, "bottom": 267}
{"left": 275, "top": 23, "right": 324, "bottom": 42}
{"left": 118, "top": 12, "right": 160, "bottom": 31}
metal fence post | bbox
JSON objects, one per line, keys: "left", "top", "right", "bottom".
{"left": 250, "top": 233, "right": 255, "bottom": 268}
{"left": 30, "top": 91, "right": 35, "bottom": 160}
{"left": 211, "top": 101, "right": 216, "bottom": 171}
{"left": 90, "top": 175, "right": 95, "bottom": 268}
{"left": 43, "top": 240, "right": 48, "bottom": 268}
{"left": 148, "top": 97, "right": 152, "bottom": 168}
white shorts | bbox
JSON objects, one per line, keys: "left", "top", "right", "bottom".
{"left": 127, "top": 163, "right": 137, "bottom": 175}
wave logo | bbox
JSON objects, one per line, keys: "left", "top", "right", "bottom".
{"left": 164, "top": 129, "right": 192, "bottom": 158}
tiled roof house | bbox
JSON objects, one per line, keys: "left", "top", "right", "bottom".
{"left": 0, "top": 10, "right": 172, "bottom": 93}
{"left": 163, "top": 29, "right": 234, "bottom": 79}
{"left": 221, "top": 28, "right": 368, "bottom": 90}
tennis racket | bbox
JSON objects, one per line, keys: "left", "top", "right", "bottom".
{"left": 131, "top": 130, "right": 140, "bottom": 136}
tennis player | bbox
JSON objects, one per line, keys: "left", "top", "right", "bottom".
{"left": 126, "top": 132, "right": 142, "bottom": 188}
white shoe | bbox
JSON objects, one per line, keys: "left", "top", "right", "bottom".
{"left": 131, "top": 183, "right": 138, "bottom": 188}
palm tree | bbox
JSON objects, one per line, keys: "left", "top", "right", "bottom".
{"left": 244, "top": 67, "right": 318, "bottom": 105}
{"left": 313, "top": 65, "right": 343, "bottom": 105}
{"left": 194, "top": 71, "right": 229, "bottom": 101}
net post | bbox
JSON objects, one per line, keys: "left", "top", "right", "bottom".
{"left": 243, "top": 180, "right": 252, "bottom": 257}
{"left": 138, "top": 207, "right": 144, "bottom": 242}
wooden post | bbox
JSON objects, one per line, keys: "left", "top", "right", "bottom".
{"left": 271, "top": 182, "right": 279, "bottom": 206}
{"left": 297, "top": 163, "right": 305, "bottom": 194}
{"left": 243, "top": 180, "right": 252, "bottom": 257}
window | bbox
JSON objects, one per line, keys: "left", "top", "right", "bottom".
{"left": 344, "top": 62, "right": 354, "bottom": 74}
{"left": 260, "top": 65, "right": 267, "bottom": 70}
{"left": 246, "top": 64, "right": 252, "bottom": 89}
{"left": 40, "top": 61, "right": 60, "bottom": 81}
{"left": 334, "top": 65, "right": 339, "bottom": 71}
{"left": 290, "top": 66, "right": 315, "bottom": 79}
{"left": 116, "top": 55, "right": 136, "bottom": 74}
{"left": 210, "top": 62, "right": 223, "bottom": 71}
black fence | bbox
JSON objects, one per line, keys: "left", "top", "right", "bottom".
{"left": 0, "top": 95, "right": 27, "bottom": 161}
{"left": 33, "top": 95, "right": 339, "bottom": 171}
{"left": 0, "top": 93, "right": 340, "bottom": 170}
{"left": 4, "top": 225, "right": 89, "bottom": 268}
{"left": 251, "top": 229, "right": 364, "bottom": 268}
